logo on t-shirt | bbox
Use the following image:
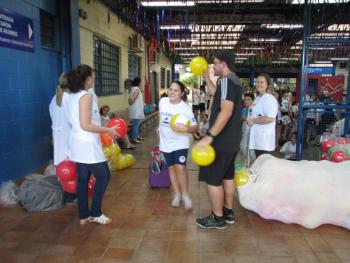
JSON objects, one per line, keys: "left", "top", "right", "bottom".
{"left": 179, "top": 155, "right": 186, "bottom": 163}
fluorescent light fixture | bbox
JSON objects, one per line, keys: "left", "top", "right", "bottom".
{"left": 249, "top": 38, "right": 281, "bottom": 42}
{"left": 290, "top": 46, "right": 302, "bottom": 50}
{"left": 160, "top": 25, "right": 182, "bottom": 30}
{"left": 197, "top": 0, "right": 263, "bottom": 3}
{"left": 314, "top": 60, "right": 332, "bottom": 64}
{"left": 292, "top": 0, "right": 344, "bottom": 4}
{"left": 140, "top": 1, "right": 195, "bottom": 7}
{"left": 272, "top": 61, "right": 288, "bottom": 64}
{"left": 191, "top": 33, "right": 241, "bottom": 39}
{"left": 261, "top": 24, "right": 303, "bottom": 29}
{"left": 329, "top": 57, "right": 350, "bottom": 61}
{"left": 309, "top": 63, "right": 333, "bottom": 67}
{"left": 192, "top": 40, "right": 238, "bottom": 45}
{"left": 281, "top": 57, "right": 300, "bottom": 61}
{"left": 168, "top": 39, "right": 192, "bottom": 42}
{"left": 327, "top": 24, "right": 350, "bottom": 31}
{"left": 309, "top": 47, "right": 336, "bottom": 50}
{"left": 241, "top": 47, "right": 265, "bottom": 50}
{"left": 235, "top": 53, "right": 256, "bottom": 56}
{"left": 178, "top": 53, "right": 199, "bottom": 56}
{"left": 174, "top": 46, "right": 237, "bottom": 50}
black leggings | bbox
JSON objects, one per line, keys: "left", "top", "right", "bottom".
{"left": 255, "top": 150, "right": 272, "bottom": 157}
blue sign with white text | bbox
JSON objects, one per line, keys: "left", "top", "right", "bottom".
{"left": 0, "top": 6, "right": 34, "bottom": 52}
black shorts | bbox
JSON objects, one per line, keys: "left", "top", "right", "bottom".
{"left": 199, "top": 103, "right": 205, "bottom": 112}
{"left": 162, "top": 149, "right": 188, "bottom": 167}
{"left": 199, "top": 150, "right": 238, "bottom": 186}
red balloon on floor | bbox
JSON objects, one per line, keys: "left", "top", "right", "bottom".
{"left": 62, "top": 180, "right": 77, "bottom": 194}
{"left": 56, "top": 161, "right": 77, "bottom": 181}
{"left": 321, "top": 139, "right": 336, "bottom": 153}
{"left": 107, "top": 118, "right": 128, "bottom": 139}
{"left": 331, "top": 150, "right": 348, "bottom": 163}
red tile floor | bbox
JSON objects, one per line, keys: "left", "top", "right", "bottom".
{"left": 1, "top": 129, "right": 350, "bottom": 263}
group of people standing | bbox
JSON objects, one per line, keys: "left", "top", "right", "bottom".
{"left": 49, "top": 50, "right": 283, "bottom": 230}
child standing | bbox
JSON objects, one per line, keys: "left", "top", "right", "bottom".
{"left": 194, "top": 113, "right": 209, "bottom": 140}
{"left": 159, "top": 80, "right": 198, "bottom": 209}
{"left": 240, "top": 93, "right": 254, "bottom": 165}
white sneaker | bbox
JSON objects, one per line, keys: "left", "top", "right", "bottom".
{"left": 171, "top": 193, "right": 181, "bottom": 207}
{"left": 182, "top": 194, "right": 192, "bottom": 210}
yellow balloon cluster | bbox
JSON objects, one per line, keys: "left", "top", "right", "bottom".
{"left": 103, "top": 144, "right": 136, "bottom": 170}
{"left": 113, "top": 154, "right": 136, "bottom": 170}
{"left": 234, "top": 169, "right": 250, "bottom": 187}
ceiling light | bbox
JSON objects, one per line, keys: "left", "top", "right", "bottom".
{"left": 241, "top": 47, "right": 265, "bottom": 50}
{"left": 272, "top": 61, "right": 288, "bottom": 64}
{"left": 261, "top": 24, "right": 303, "bottom": 29}
{"left": 140, "top": 1, "right": 195, "bottom": 7}
{"left": 249, "top": 38, "right": 281, "bottom": 42}
{"left": 329, "top": 57, "right": 350, "bottom": 61}
{"left": 327, "top": 24, "right": 350, "bottom": 31}
{"left": 281, "top": 57, "right": 299, "bottom": 61}
{"left": 309, "top": 47, "right": 336, "bottom": 50}
{"left": 309, "top": 63, "right": 333, "bottom": 67}
{"left": 235, "top": 53, "right": 256, "bottom": 56}
{"left": 314, "top": 60, "right": 332, "bottom": 64}
{"left": 168, "top": 39, "right": 191, "bottom": 42}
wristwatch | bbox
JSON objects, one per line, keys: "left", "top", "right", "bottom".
{"left": 206, "top": 131, "right": 215, "bottom": 138}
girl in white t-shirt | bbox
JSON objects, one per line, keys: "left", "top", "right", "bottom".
{"left": 67, "top": 65, "right": 118, "bottom": 225}
{"left": 159, "top": 80, "right": 198, "bottom": 210}
{"left": 247, "top": 73, "right": 278, "bottom": 157}
{"left": 49, "top": 72, "right": 71, "bottom": 166}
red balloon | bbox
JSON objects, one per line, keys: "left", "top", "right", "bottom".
{"left": 336, "top": 137, "right": 350, "bottom": 146}
{"left": 62, "top": 180, "right": 77, "bottom": 194}
{"left": 56, "top": 161, "right": 77, "bottom": 181}
{"left": 321, "top": 153, "right": 328, "bottom": 160}
{"left": 87, "top": 177, "right": 96, "bottom": 198}
{"left": 330, "top": 150, "right": 348, "bottom": 163}
{"left": 321, "top": 139, "right": 336, "bottom": 154}
{"left": 107, "top": 118, "right": 128, "bottom": 139}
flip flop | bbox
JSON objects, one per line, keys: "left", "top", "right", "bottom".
{"left": 89, "top": 214, "right": 111, "bottom": 225}
{"left": 137, "top": 136, "right": 144, "bottom": 141}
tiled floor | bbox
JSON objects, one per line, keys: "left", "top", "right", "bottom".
{"left": 1, "top": 129, "right": 350, "bottom": 263}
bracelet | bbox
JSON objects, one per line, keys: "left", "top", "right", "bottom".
{"left": 206, "top": 131, "right": 215, "bottom": 138}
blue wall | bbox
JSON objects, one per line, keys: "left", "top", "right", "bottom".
{"left": 0, "top": 0, "right": 65, "bottom": 182}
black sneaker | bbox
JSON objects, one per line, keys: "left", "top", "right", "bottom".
{"left": 196, "top": 213, "right": 227, "bottom": 230}
{"left": 223, "top": 207, "right": 235, "bottom": 224}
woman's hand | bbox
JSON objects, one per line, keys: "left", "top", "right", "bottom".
{"left": 247, "top": 118, "right": 255, "bottom": 126}
{"left": 107, "top": 126, "right": 119, "bottom": 138}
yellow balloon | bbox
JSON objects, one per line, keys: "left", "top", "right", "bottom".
{"left": 191, "top": 145, "right": 216, "bottom": 166}
{"left": 170, "top": 114, "right": 190, "bottom": 133}
{"left": 124, "top": 154, "right": 136, "bottom": 167}
{"left": 189, "top": 56, "right": 208, "bottom": 76}
{"left": 103, "top": 145, "right": 113, "bottom": 158}
{"left": 111, "top": 144, "right": 121, "bottom": 156}
{"left": 234, "top": 169, "right": 249, "bottom": 187}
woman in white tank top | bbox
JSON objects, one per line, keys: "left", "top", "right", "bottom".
{"left": 67, "top": 65, "right": 118, "bottom": 225}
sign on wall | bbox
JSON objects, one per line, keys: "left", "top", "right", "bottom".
{"left": 0, "top": 6, "right": 34, "bottom": 52}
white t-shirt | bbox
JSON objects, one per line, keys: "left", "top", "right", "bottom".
{"left": 129, "top": 86, "right": 145, "bottom": 119}
{"left": 199, "top": 92, "right": 206, "bottom": 104}
{"left": 159, "top": 97, "right": 197, "bottom": 152}
{"left": 280, "top": 141, "right": 296, "bottom": 153}
{"left": 101, "top": 115, "right": 110, "bottom": 127}
{"left": 192, "top": 90, "right": 200, "bottom": 105}
{"left": 49, "top": 93, "right": 71, "bottom": 165}
{"left": 281, "top": 98, "right": 289, "bottom": 112}
{"left": 249, "top": 93, "right": 278, "bottom": 151}
{"left": 66, "top": 90, "right": 106, "bottom": 164}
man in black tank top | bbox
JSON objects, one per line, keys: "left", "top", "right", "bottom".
{"left": 195, "top": 50, "right": 242, "bottom": 230}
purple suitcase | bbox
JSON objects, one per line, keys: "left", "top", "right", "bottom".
{"left": 149, "top": 162, "right": 170, "bottom": 188}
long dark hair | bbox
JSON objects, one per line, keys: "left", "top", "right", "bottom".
{"left": 172, "top": 80, "right": 187, "bottom": 101}
{"left": 68, "top": 64, "right": 93, "bottom": 93}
